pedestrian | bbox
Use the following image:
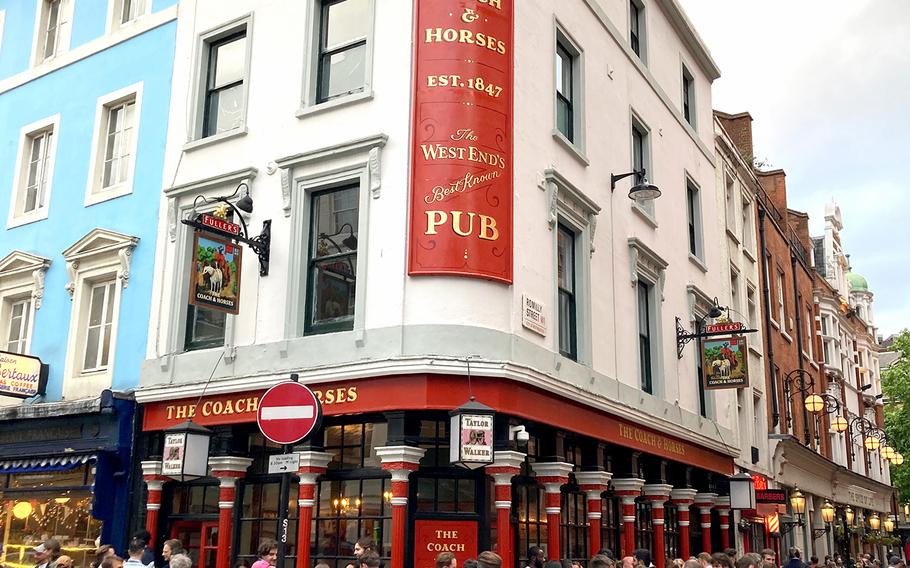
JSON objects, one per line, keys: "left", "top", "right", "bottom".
{"left": 436, "top": 552, "right": 457, "bottom": 568}
{"left": 726, "top": 551, "right": 738, "bottom": 564}
{"left": 542, "top": 562, "right": 561, "bottom": 568}
{"left": 314, "top": 563, "right": 330, "bottom": 568}
{"left": 55, "top": 557, "right": 73, "bottom": 568}
{"left": 526, "top": 547, "right": 546, "bottom": 568}
{"left": 251, "top": 540, "right": 278, "bottom": 568}
{"left": 463, "top": 561, "right": 478, "bottom": 568}
{"left": 94, "top": 546, "right": 117, "bottom": 568}
{"left": 810, "top": 557, "right": 819, "bottom": 568}
{"left": 162, "top": 540, "right": 184, "bottom": 568}
{"left": 598, "top": 551, "right": 616, "bottom": 562}
{"left": 712, "top": 553, "right": 734, "bottom": 568}
{"left": 101, "top": 557, "right": 125, "bottom": 568}
{"left": 698, "top": 554, "right": 714, "bottom": 568}
{"left": 736, "top": 553, "right": 763, "bottom": 568}
{"left": 622, "top": 557, "right": 635, "bottom": 568}
{"left": 761, "top": 550, "right": 777, "bottom": 568}
{"left": 634, "top": 550, "right": 654, "bottom": 568}
{"left": 132, "top": 532, "right": 156, "bottom": 567}
{"left": 359, "top": 552, "right": 380, "bottom": 568}
{"left": 33, "top": 539, "right": 61, "bottom": 568}
{"left": 785, "top": 548, "right": 807, "bottom": 568}
{"left": 476, "top": 552, "right": 502, "bottom": 568}
{"left": 235, "top": 561, "right": 251, "bottom": 568}
{"left": 591, "top": 556, "right": 613, "bottom": 568}
{"left": 125, "top": 539, "right": 151, "bottom": 568}
{"left": 169, "top": 555, "right": 192, "bottom": 568}
{"left": 685, "top": 561, "right": 703, "bottom": 568}
{"left": 346, "top": 538, "right": 375, "bottom": 568}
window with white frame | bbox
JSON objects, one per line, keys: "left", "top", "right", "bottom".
{"left": 741, "top": 193, "right": 755, "bottom": 252}
{"left": 685, "top": 178, "right": 703, "bottom": 259}
{"left": 86, "top": 85, "right": 142, "bottom": 204}
{"left": 629, "top": 0, "right": 646, "bottom": 63}
{"left": 746, "top": 283, "right": 757, "bottom": 330}
{"left": 730, "top": 267, "right": 740, "bottom": 315}
{"left": 34, "top": 0, "right": 69, "bottom": 63}
{"left": 554, "top": 26, "right": 582, "bottom": 148}
{"left": 0, "top": 251, "right": 49, "bottom": 357}
{"left": 192, "top": 19, "right": 251, "bottom": 142}
{"left": 724, "top": 172, "right": 736, "bottom": 233}
{"left": 0, "top": 10, "right": 6, "bottom": 53}
{"left": 117, "top": 0, "right": 147, "bottom": 26}
{"left": 62, "top": 229, "right": 137, "bottom": 399}
{"left": 631, "top": 115, "right": 654, "bottom": 216}
{"left": 8, "top": 115, "right": 59, "bottom": 227}
{"left": 775, "top": 269, "right": 785, "bottom": 325}
{"left": 805, "top": 305, "right": 814, "bottom": 361}
{"left": 557, "top": 223, "right": 577, "bottom": 360}
{"left": 681, "top": 64, "right": 695, "bottom": 129}
{"left": 316, "top": 0, "right": 369, "bottom": 103}
{"left": 629, "top": 238, "right": 666, "bottom": 396}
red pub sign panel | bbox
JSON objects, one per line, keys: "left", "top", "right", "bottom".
{"left": 407, "top": 0, "right": 514, "bottom": 283}
{"left": 413, "top": 520, "right": 478, "bottom": 568}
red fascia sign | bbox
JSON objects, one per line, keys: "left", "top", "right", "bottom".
{"left": 407, "top": 0, "right": 514, "bottom": 283}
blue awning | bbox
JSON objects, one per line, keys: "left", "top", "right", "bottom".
{"left": 0, "top": 454, "right": 94, "bottom": 474}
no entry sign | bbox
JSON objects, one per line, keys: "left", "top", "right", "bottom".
{"left": 257, "top": 381, "right": 322, "bottom": 445}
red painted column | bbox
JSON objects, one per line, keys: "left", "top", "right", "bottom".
{"left": 531, "top": 462, "right": 574, "bottom": 560}
{"left": 209, "top": 457, "right": 254, "bottom": 568}
{"left": 670, "top": 488, "right": 698, "bottom": 560}
{"left": 643, "top": 485, "right": 673, "bottom": 568}
{"left": 715, "top": 496, "right": 731, "bottom": 551}
{"left": 612, "top": 478, "right": 645, "bottom": 558}
{"left": 141, "top": 461, "right": 166, "bottom": 549}
{"left": 487, "top": 451, "right": 526, "bottom": 568}
{"left": 376, "top": 446, "right": 426, "bottom": 568}
{"left": 295, "top": 452, "right": 333, "bottom": 568}
{"left": 576, "top": 472, "right": 613, "bottom": 559}
{"left": 695, "top": 493, "right": 718, "bottom": 555}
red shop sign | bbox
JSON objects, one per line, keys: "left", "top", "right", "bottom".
{"left": 407, "top": 0, "right": 514, "bottom": 283}
{"left": 413, "top": 519, "right": 478, "bottom": 568}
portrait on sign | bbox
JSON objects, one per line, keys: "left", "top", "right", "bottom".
{"left": 702, "top": 335, "right": 749, "bottom": 389}
{"left": 189, "top": 232, "right": 242, "bottom": 315}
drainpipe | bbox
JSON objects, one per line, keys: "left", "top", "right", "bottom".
{"left": 758, "top": 207, "right": 780, "bottom": 431}
{"left": 791, "top": 252, "right": 811, "bottom": 446}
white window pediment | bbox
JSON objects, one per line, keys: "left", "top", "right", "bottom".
{"left": 628, "top": 237, "right": 667, "bottom": 297}
{"left": 63, "top": 228, "right": 139, "bottom": 295}
{"left": 543, "top": 168, "right": 600, "bottom": 255}
{"left": 0, "top": 251, "right": 51, "bottom": 309}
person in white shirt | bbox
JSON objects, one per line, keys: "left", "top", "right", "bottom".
{"left": 124, "top": 540, "right": 151, "bottom": 568}
{"left": 33, "top": 539, "right": 61, "bottom": 568}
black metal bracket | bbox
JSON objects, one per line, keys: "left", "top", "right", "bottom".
{"left": 814, "top": 526, "right": 831, "bottom": 539}
{"left": 780, "top": 520, "right": 804, "bottom": 536}
{"left": 611, "top": 169, "right": 645, "bottom": 191}
{"left": 675, "top": 316, "right": 759, "bottom": 359}
{"left": 182, "top": 215, "right": 272, "bottom": 276}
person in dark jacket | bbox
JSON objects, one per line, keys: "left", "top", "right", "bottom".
{"left": 785, "top": 548, "right": 808, "bottom": 568}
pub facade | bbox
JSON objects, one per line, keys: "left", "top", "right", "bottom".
{"left": 136, "top": 0, "right": 746, "bottom": 567}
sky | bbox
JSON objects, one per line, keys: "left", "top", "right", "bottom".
{"left": 677, "top": 0, "right": 910, "bottom": 338}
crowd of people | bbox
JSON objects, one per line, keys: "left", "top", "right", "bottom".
{"left": 15, "top": 533, "right": 908, "bottom": 568}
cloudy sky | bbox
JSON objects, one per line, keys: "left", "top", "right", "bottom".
{"left": 676, "top": 0, "right": 910, "bottom": 338}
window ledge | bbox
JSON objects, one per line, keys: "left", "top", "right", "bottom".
{"left": 183, "top": 127, "right": 248, "bottom": 152}
{"left": 769, "top": 318, "right": 780, "bottom": 331}
{"left": 688, "top": 253, "right": 708, "bottom": 273}
{"left": 296, "top": 90, "right": 373, "bottom": 118}
{"left": 551, "top": 129, "right": 590, "bottom": 166}
{"left": 748, "top": 344, "right": 763, "bottom": 358}
{"left": 631, "top": 202, "right": 658, "bottom": 228}
{"left": 7, "top": 208, "right": 49, "bottom": 229}
{"left": 743, "top": 246, "right": 757, "bottom": 263}
{"left": 726, "top": 227, "right": 740, "bottom": 244}
{"left": 781, "top": 330, "right": 793, "bottom": 344}
{"left": 85, "top": 183, "right": 133, "bottom": 207}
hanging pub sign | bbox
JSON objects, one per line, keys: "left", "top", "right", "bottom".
{"left": 407, "top": 0, "right": 514, "bottom": 283}
{"left": 0, "top": 351, "right": 49, "bottom": 399}
{"left": 161, "top": 420, "right": 213, "bottom": 481}
{"left": 188, "top": 230, "right": 242, "bottom": 315}
{"left": 702, "top": 333, "right": 749, "bottom": 390}
{"left": 450, "top": 398, "right": 495, "bottom": 468}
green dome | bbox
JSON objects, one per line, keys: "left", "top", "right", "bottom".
{"left": 846, "top": 271, "right": 869, "bottom": 292}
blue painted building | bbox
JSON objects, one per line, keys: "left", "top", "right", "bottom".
{"left": 0, "top": 0, "right": 177, "bottom": 560}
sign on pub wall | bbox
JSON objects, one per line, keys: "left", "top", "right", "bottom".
{"left": 189, "top": 230, "right": 242, "bottom": 315}
{"left": 0, "top": 351, "right": 49, "bottom": 398}
{"left": 702, "top": 335, "right": 749, "bottom": 389}
{"left": 407, "top": 0, "right": 514, "bottom": 283}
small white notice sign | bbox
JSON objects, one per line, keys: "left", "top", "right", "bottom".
{"left": 521, "top": 295, "right": 546, "bottom": 336}
{"left": 268, "top": 453, "right": 299, "bottom": 474}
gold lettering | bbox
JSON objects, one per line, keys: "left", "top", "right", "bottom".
{"left": 347, "top": 387, "right": 358, "bottom": 402}
{"left": 201, "top": 400, "right": 214, "bottom": 416}
{"left": 175, "top": 406, "right": 187, "bottom": 420}
{"left": 212, "top": 401, "right": 224, "bottom": 415}
{"left": 451, "top": 211, "right": 476, "bottom": 237}
{"left": 166, "top": 406, "right": 175, "bottom": 420}
{"left": 223, "top": 399, "right": 235, "bottom": 414}
{"left": 325, "top": 389, "right": 336, "bottom": 404}
{"left": 478, "top": 0, "right": 501, "bottom": 9}
{"left": 336, "top": 388, "right": 347, "bottom": 403}
{"left": 478, "top": 215, "right": 499, "bottom": 241}
{"left": 246, "top": 397, "right": 259, "bottom": 413}
{"left": 426, "top": 211, "right": 447, "bottom": 234}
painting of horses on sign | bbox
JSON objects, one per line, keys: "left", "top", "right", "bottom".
{"left": 189, "top": 231, "right": 242, "bottom": 315}
{"left": 702, "top": 335, "right": 748, "bottom": 389}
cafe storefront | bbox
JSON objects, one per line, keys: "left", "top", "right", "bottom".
{"left": 136, "top": 374, "right": 737, "bottom": 568}
{"left": 0, "top": 391, "right": 136, "bottom": 568}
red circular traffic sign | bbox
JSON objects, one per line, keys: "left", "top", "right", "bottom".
{"left": 257, "top": 382, "right": 323, "bottom": 445}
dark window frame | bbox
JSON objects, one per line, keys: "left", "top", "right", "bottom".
{"left": 557, "top": 223, "right": 578, "bottom": 361}
{"left": 202, "top": 30, "right": 247, "bottom": 138}
{"left": 600, "top": 494, "right": 622, "bottom": 557}
{"left": 634, "top": 498, "right": 653, "bottom": 551}
{"left": 630, "top": 0, "right": 641, "bottom": 57}
{"left": 316, "top": 0, "right": 369, "bottom": 103}
{"left": 682, "top": 65, "right": 695, "bottom": 127}
{"left": 555, "top": 40, "right": 575, "bottom": 142}
{"left": 560, "top": 485, "right": 589, "bottom": 562}
{"left": 637, "top": 279, "right": 654, "bottom": 394}
{"left": 664, "top": 502, "right": 680, "bottom": 561}
{"left": 686, "top": 183, "right": 699, "bottom": 256}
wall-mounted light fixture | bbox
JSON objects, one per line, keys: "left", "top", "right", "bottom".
{"left": 610, "top": 169, "right": 661, "bottom": 202}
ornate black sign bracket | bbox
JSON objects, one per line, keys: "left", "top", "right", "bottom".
{"left": 675, "top": 316, "right": 759, "bottom": 359}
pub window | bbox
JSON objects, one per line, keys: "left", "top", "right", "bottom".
{"left": 634, "top": 498, "right": 653, "bottom": 552}
{"left": 305, "top": 184, "right": 359, "bottom": 334}
{"left": 600, "top": 494, "right": 622, "bottom": 557}
{"left": 557, "top": 223, "right": 578, "bottom": 361}
{"left": 312, "top": 477, "right": 391, "bottom": 568}
{"left": 417, "top": 419, "right": 450, "bottom": 467}
{"left": 664, "top": 503, "right": 679, "bottom": 561}
{"left": 316, "top": 0, "right": 369, "bottom": 103}
{"left": 688, "top": 504, "right": 702, "bottom": 557}
{"left": 237, "top": 480, "right": 298, "bottom": 568}
{"left": 323, "top": 422, "right": 386, "bottom": 471}
{"left": 515, "top": 481, "right": 548, "bottom": 567}
{"left": 561, "top": 488, "right": 589, "bottom": 562}
{"left": 415, "top": 419, "right": 477, "bottom": 514}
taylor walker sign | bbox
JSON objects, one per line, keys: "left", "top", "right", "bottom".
{"left": 0, "top": 351, "right": 49, "bottom": 399}
{"left": 702, "top": 335, "right": 749, "bottom": 389}
{"left": 189, "top": 232, "right": 242, "bottom": 315}
{"left": 407, "top": 0, "right": 514, "bottom": 283}
{"left": 450, "top": 413, "right": 494, "bottom": 466}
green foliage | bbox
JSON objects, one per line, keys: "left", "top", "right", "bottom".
{"left": 883, "top": 330, "right": 910, "bottom": 500}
